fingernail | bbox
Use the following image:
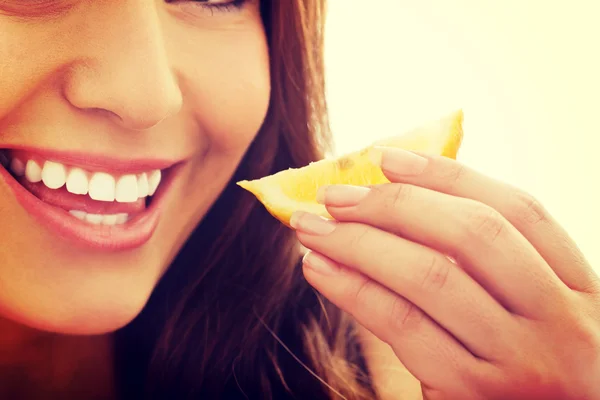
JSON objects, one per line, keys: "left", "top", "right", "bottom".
{"left": 369, "top": 146, "right": 428, "bottom": 176}
{"left": 290, "top": 211, "right": 336, "bottom": 235}
{"left": 316, "top": 185, "right": 370, "bottom": 206}
{"left": 303, "top": 251, "right": 340, "bottom": 275}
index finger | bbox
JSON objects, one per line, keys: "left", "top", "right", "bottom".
{"left": 373, "top": 147, "right": 598, "bottom": 292}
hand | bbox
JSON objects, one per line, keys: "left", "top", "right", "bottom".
{"left": 291, "top": 147, "right": 600, "bottom": 400}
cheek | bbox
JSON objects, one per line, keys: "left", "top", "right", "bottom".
{"left": 202, "top": 72, "right": 270, "bottom": 154}
{"left": 173, "top": 28, "right": 271, "bottom": 156}
{"left": 154, "top": 26, "right": 271, "bottom": 260}
{"left": 0, "top": 18, "right": 65, "bottom": 117}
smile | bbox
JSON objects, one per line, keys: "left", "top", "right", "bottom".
{"left": 0, "top": 148, "right": 181, "bottom": 251}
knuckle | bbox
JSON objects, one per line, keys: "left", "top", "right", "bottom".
{"left": 350, "top": 275, "right": 376, "bottom": 308}
{"left": 466, "top": 365, "right": 505, "bottom": 399}
{"left": 510, "top": 189, "right": 548, "bottom": 226}
{"left": 376, "top": 183, "right": 413, "bottom": 211}
{"left": 462, "top": 203, "right": 506, "bottom": 245}
{"left": 505, "top": 361, "right": 574, "bottom": 400}
{"left": 413, "top": 253, "right": 451, "bottom": 294}
{"left": 552, "top": 316, "right": 600, "bottom": 397}
{"left": 389, "top": 297, "right": 425, "bottom": 333}
{"left": 568, "top": 314, "right": 600, "bottom": 352}
{"left": 347, "top": 224, "right": 371, "bottom": 251}
{"left": 434, "top": 159, "right": 468, "bottom": 192}
{"left": 505, "top": 367, "right": 548, "bottom": 397}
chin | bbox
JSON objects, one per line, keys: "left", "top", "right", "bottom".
{"left": 1, "top": 278, "right": 155, "bottom": 336}
{"left": 57, "top": 300, "right": 148, "bottom": 336}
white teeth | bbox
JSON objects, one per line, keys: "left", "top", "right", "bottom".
{"left": 66, "top": 167, "right": 89, "bottom": 195}
{"left": 101, "top": 214, "right": 118, "bottom": 225}
{"left": 88, "top": 172, "right": 115, "bottom": 202}
{"left": 137, "top": 173, "right": 149, "bottom": 198}
{"left": 12, "top": 155, "right": 162, "bottom": 202}
{"left": 147, "top": 169, "right": 161, "bottom": 196}
{"left": 42, "top": 161, "right": 67, "bottom": 190}
{"left": 115, "top": 213, "right": 129, "bottom": 224}
{"left": 115, "top": 174, "right": 138, "bottom": 203}
{"left": 25, "top": 160, "right": 43, "bottom": 183}
{"left": 85, "top": 213, "right": 104, "bottom": 224}
{"left": 69, "top": 210, "right": 87, "bottom": 221}
{"left": 69, "top": 210, "right": 129, "bottom": 226}
{"left": 10, "top": 158, "right": 25, "bottom": 176}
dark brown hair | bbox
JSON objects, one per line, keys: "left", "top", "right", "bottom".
{"left": 115, "top": 1, "right": 375, "bottom": 398}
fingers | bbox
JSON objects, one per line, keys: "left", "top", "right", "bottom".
{"left": 317, "top": 183, "right": 570, "bottom": 318}
{"left": 293, "top": 212, "right": 516, "bottom": 360}
{"left": 301, "top": 250, "right": 488, "bottom": 396}
{"left": 374, "top": 147, "right": 598, "bottom": 292}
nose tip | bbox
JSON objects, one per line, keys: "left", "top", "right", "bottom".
{"left": 63, "top": 62, "right": 184, "bottom": 131}
{"left": 108, "top": 85, "right": 184, "bottom": 130}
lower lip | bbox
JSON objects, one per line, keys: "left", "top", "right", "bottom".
{"left": 0, "top": 163, "right": 180, "bottom": 252}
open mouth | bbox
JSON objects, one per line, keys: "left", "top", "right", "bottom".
{"left": 0, "top": 148, "right": 179, "bottom": 251}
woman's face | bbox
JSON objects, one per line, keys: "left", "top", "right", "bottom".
{"left": 0, "top": 0, "right": 269, "bottom": 334}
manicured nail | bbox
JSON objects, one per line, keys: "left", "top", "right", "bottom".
{"left": 369, "top": 146, "right": 428, "bottom": 176}
{"left": 290, "top": 211, "right": 336, "bottom": 235}
{"left": 316, "top": 185, "right": 370, "bottom": 206}
{"left": 303, "top": 251, "right": 340, "bottom": 275}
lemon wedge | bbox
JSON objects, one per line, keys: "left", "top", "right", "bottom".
{"left": 238, "top": 110, "right": 464, "bottom": 226}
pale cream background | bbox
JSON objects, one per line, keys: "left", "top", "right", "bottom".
{"left": 325, "top": 0, "right": 600, "bottom": 270}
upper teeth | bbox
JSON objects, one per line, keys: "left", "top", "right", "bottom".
{"left": 9, "top": 157, "right": 162, "bottom": 203}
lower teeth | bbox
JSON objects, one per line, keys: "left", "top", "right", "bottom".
{"left": 69, "top": 210, "right": 129, "bottom": 225}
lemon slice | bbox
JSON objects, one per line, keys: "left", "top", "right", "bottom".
{"left": 237, "top": 109, "right": 464, "bottom": 226}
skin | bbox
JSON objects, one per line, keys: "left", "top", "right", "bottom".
{"left": 294, "top": 147, "right": 600, "bottom": 399}
{"left": 0, "top": 0, "right": 269, "bottom": 396}
{"left": 6, "top": 1, "right": 595, "bottom": 399}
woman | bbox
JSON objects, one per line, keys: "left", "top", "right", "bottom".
{"left": 0, "top": 0, "right": 598, "bottom": 399}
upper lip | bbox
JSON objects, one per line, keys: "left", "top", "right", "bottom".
{"left": 1, "top": 145, "right": 183, "bottom": 174}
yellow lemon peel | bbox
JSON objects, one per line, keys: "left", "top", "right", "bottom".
{"left": 238, "top": 110, "right": 464, "bottom": 226}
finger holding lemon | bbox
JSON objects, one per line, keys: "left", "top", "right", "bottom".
{"left": 239, "top": 111, "right": 600, "bottom": 400}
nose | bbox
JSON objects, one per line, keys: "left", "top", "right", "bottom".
{"left": 63, "top": 2, "right": 182, "bottom": 131}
